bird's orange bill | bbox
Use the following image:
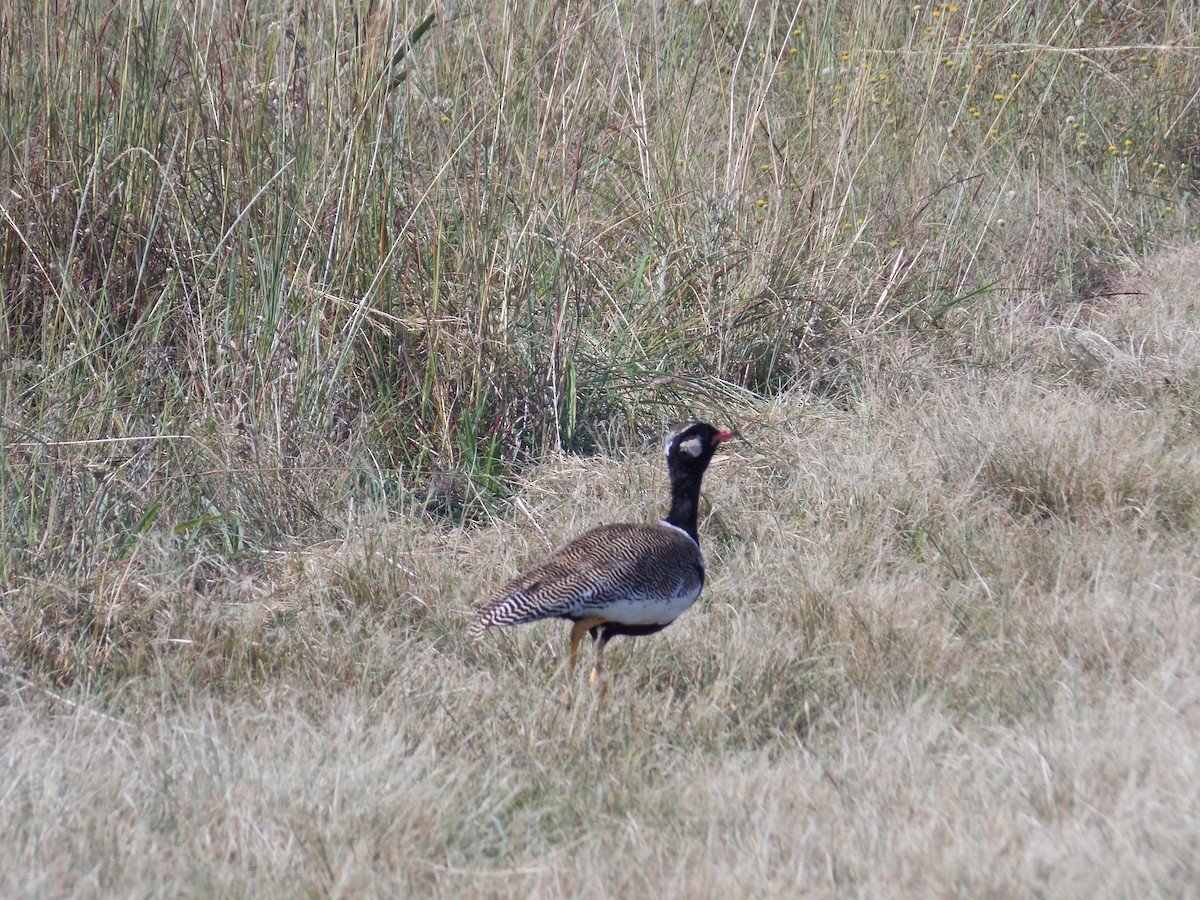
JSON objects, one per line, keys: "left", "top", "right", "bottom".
{"left": 712, "top": 428, "right": 739, "bottom": 444}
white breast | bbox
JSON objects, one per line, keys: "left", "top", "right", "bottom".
{"left": 592, "top": 580, "right": 704, "bottom": 626}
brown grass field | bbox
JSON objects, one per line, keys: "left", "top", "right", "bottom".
{"left": 3, "top": 1, "right": 1200, "bottom": 896}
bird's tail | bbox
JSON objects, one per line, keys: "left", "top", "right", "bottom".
{"left": 466, "top": 612, "right": 492, "bottom": 642}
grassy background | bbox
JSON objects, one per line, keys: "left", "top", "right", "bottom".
{"left": 2, "top": 0, "right": 1200, "bottom": 895}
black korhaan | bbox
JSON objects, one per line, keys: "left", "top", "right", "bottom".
{"left": 470, "top": 422, "right": 738, "bottom": 692}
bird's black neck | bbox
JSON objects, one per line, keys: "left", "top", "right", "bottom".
{"left": 663, "top": 468, "right": 705, "bottom": 543}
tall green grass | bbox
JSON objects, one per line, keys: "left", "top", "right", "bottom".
{"left": 2, "top": 0, "right": 1197, "bottom": 583}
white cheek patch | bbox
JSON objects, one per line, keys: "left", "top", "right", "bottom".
{"left": 677, "top": 436, "right": 703, "bottom": 457}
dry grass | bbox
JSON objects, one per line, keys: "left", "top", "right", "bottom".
{"left": 5, "top": 249, "right": 1200, "bottom": 896}
{"left": 4, "top": 0, "right": 1200, "bottom": 895}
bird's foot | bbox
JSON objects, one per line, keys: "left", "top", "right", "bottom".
{"left": 589, "top": 667, "right": 609, "bottom": 706}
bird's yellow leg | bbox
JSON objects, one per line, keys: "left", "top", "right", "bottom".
{"left": 589, "top": 638, "right": 607, "bottom": 687}
{"left": 590, "top": 639, "right": 611, "bottom": 705}
{"left": 567, "top": 616, "right": 606, "bottom": 674}
{"left": 562, "top": 617, "right": 607, "bottom": 706}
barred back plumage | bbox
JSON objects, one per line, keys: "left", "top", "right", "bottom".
{"left": 469, "top": 523, "right": 705, "bottom": 637}
{"left": 470, "top": 421, "right": 738, "bottom": 697}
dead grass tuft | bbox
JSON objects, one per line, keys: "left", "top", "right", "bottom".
{"left": 933, "top": 379, "right": 1200, "bottom": 527}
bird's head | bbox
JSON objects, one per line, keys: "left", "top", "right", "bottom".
{"left": 663, "top": 421, "right": 738, "bottom": 477}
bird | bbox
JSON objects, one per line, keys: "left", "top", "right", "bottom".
{"left": 470, "top": 421, "right": 738, "bottom": 695}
